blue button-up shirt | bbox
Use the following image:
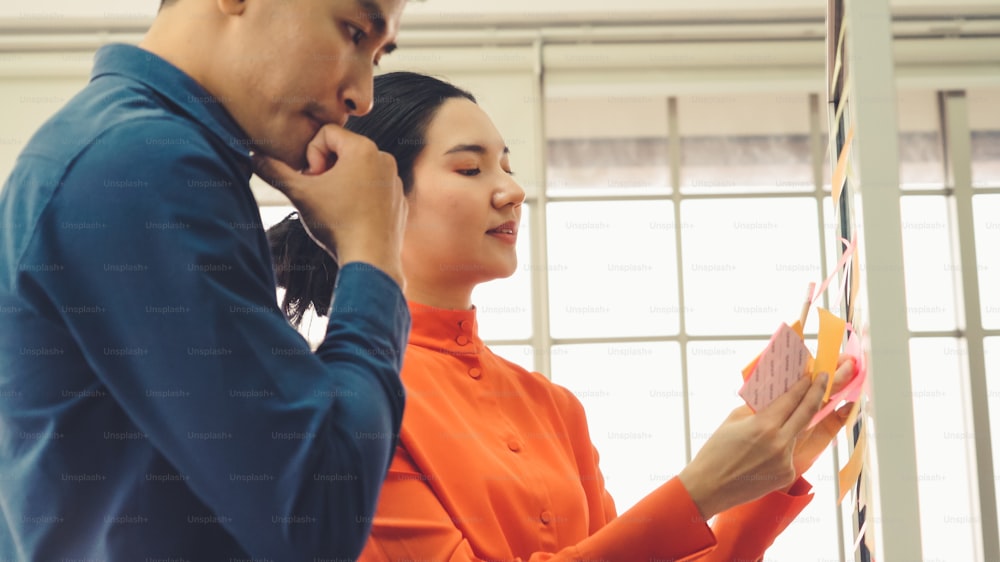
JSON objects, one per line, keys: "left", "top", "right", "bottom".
{"left": 0, "top": 44, "right": 408, "bottom": 561}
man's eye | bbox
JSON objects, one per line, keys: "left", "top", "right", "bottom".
{"left": 458, "top": 169, "right": 481, "bottom": 177}
{"left": 348, "top": 25, "right": 366, "bottom": 45}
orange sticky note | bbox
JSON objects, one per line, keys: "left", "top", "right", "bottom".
{"left": 838, "top": 402, "right": 866, "bottom": 503}
{"left": 814, "top": 308, "right": 846, "bottom": 401}
{"left": 839, "top": 427, "right": 867, "bottom": 503}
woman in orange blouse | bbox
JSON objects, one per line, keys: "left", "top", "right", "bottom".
{"left": 266, "top": 72, "right": 855, "bottom": 561}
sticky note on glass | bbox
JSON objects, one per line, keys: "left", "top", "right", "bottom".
{"left": 739, "top": 323, "right": 810, "bottom": 412}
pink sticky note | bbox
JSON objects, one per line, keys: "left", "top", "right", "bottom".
{"left": 807, "top": 328, "right": 866, "bottom": 429}
{"left": 739, "top": 323, "right": 810, "bottom": 413}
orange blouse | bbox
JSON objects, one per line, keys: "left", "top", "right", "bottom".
{"left": 359, "top": 302, "right": 813, "bottom": 562}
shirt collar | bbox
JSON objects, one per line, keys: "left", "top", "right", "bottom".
{"left": 407, "top": 301, "right": 484, "bottom": 355}
{"left": 90, "top": 44, "right": 253, "bottom": 161}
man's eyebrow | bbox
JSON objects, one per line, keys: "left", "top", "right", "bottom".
{"left": 355, "top": 0, "right": 397, "bottom": 55}
{"left": 444, "top": 144, "right": 511, "bottom": 155}
{"left": 356, "top": 0, "right": 386, "bottom": 34}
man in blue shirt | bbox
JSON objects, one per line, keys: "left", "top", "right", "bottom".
{"left": 0, "top": 0, "right": 409, "bottom": 559}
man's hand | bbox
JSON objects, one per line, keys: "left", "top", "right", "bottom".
{"left": 253, "top": 125, "right": 407, "bottom": 288}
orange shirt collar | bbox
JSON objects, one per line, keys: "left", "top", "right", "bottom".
{"left": 406, "top": 301, "right": 484, "bottom": 355}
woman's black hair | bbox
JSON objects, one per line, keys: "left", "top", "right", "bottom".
{"left": 267, "top": 71, "right": 476, "bottom": 326}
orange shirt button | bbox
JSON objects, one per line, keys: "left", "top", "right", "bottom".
{"left": 469, "top": 367, "right": 482, "bottom": 379}
{"left": 459, "top": 320, "right": 471, "bottom": 332}
{"left": 455, "top": 335, "right": 470, "bottom": 346}
{"left": 507, "top": 440, "right": 522, "bottom": 453}
{"left": 540, "top": 511, "right": 553, "bottom": 525}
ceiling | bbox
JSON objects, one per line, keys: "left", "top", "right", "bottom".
{"left": 2, "top": 0, "right": 999, "bottom": 25}
{"left": 1, "top": 0, "right": 997, "bottom": 55}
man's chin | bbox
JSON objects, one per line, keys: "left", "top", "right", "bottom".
{"left": 253, "top": 143, "right": 308, "bottom": 173}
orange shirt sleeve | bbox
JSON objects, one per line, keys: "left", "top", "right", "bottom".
{"left": 701, "top": 477, "right": 814, "bottom": 561}
{"left": 359, "top": 445, "right": 720, "bottom": 562}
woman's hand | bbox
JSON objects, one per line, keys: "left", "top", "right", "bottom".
{"left": 786, "top": 353, "right": 858, "bottom": 487}
{"left": 678, "top": 372, "right": 828, "bottom": 521}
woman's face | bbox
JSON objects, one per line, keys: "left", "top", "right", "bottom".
{"left": 401, "top": 97, "right": 526, "bottom": 294}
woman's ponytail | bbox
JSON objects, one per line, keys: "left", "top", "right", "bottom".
{"left": 267, "top": 213, "right": 338, "bottom": 327}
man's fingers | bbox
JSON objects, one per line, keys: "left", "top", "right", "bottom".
{"left": 305, "top": 140, "right": 337, "bottom": 176}
{"left": 251, "top": 153, "right": 301, "bottom": 197}
{"left": 304, "top": 124, "right": 358, "bottom": 175}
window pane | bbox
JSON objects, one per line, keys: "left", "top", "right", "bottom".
{"left": 679, "top": 93, "right": 812, "bottom": 194}
{"left": 899, "top": 196, "right": 959, "bottom": 331}
{"left": 909, "top": 337, "right": 977, "bottom": 562}
{"left": 545, "top": 96, "right": 669, "bottom": 197}
{"left": 985, "top": 337, "right": 1000, "bottom": 536}
{"left": 972, "top": 131, "right": 1000, "bottom": 189}
{"left": 969, "top": 88, "right": 1000, "bottom": 188}
{"left": 681, "top": 198, "right": 822, "bottom": 335}
{"left": 546, "top": 201, "right": 680, "bottom": 338}
{"left": 547, "top": 138, "right": 669, "bottom": 196}
{"left": 488, "top": 345, "right": 535, "bottom": 374}
{"left": 686, "top": 340, "right": 766, "bottom": 455}
{"left": 473, "top": 204, "right": 533, "bottom": 340}
{"left": 768, "top": 447, "right": 841, "bottom": 561}
{"left": 973, "top": 195, "right": 1000, "bottom": 329}
{"left": 899, "top": 133, "right": 946, "bottom": 190}
{"left": 550, "top": 342, "right": 684, "bottom": 512}
{"left": 259, "top": 205, "right": 295, "bottom": 230}
{"left": 898, "top": 90, "right": 945, "bottom": 191}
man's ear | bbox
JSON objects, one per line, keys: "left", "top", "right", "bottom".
{"left": 217, "top": 0, "right": 248, "bottom": 16}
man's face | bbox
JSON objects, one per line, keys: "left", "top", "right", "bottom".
{"left": 222, "top": 0, "right": 404, "bottom": 169}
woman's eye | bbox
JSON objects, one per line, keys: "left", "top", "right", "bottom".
{"left": 458, "top": 169, "right": 481, "bottom": 177}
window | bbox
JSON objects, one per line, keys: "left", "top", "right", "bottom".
{"left": 898, "top": 90, "right": 946, "bottom": 191}
{"left": 969, "top": 88, "right": 1000, "bottom": 188}
{"left": 679, "top": 93, "right": 813, "bottom": 194}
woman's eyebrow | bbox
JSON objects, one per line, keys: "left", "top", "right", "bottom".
{"left": 443, "top": 144, "right": 510, "bottom": 156}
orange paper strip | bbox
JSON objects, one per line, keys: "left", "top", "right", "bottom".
{"left": 831, "top": 125, "right": 855, "bottom": 206}
{"left": 814, "top": 308, "right": 847, "bottom": 400}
